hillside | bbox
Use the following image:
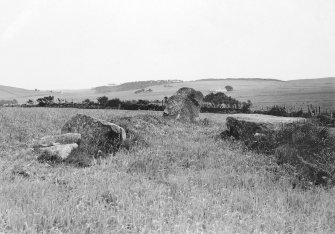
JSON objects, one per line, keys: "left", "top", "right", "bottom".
{"left": 1, "top": 78, "right": 334, "bottom": 111}
{"left": 89, "top": 77, "right": 335, "bottom": 111}
{"left": 93, "top": 80, "right": 183, "bottom": 93}
{"left": 0, "top": 85, "right": 56, "bottom": 101}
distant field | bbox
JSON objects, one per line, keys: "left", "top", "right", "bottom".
{"left": 2, "top": 78, "right": 334, "bottom": 111}
{"left": 1, "top": 107, "right": 335, "bottom": 233}
{"left": 100, "top": 78, "right": 335, "bottom": 111}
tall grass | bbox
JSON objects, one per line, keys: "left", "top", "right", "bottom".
{"left": 1, "top": 108, "right": 335, "bottom": 233}
{"left": 237, "top": 120, "right": 335, "bottom": 186}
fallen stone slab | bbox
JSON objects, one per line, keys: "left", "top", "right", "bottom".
{"left": 61, "top": 114, "right": 126, "bottom": 155}
{"left": 37, "top": 143, "right": 78, "bottom": 162}
{"left": 163, "top": 87, "right": 204, "bottom": 122}
{"left": 34, "top": 133, "right": 81, "bottom": 148}
{"left": 225, "top": 114, "right": 306, "bottom": 139}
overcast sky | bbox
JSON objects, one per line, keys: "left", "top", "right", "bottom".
{"left": 0, "top": 0, "right": 334, "bottom": 90}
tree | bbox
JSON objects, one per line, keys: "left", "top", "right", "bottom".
{"left": 82, "top": 99, "right": 91, "bottom": 104}
{"left": 204, "top": 92, "right": 229, "bottom": 107}
{"left": 82, "top": 99, "right": 95, "bottom": 106}
{"left": 36, "top": 96, "right": 54, "bottom": 106}
{"left": 27, "top": 99, "right": 34, "bottom": 105}
{"left": 241, "top": 100, "right": 252, "bottom": 113}
{"left": 97, "top": 96, "right": 108, "bottom": 106}
{"left": 137, "top": 99, "right": 149, "bottom": 105}
{"left": 225, "top": 85, "right": 233, "bottom": 91}
{"left": 204, "top": 93, "right": 215, "bottom": 104}
{"left": 107, "top": 98, "right": 121, "bottom": 107}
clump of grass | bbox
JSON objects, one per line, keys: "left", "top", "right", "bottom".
{"left": 240, "top": 121, "right": 335, "bottom": 186}
{"left": 110, "top": 114, "right": 170, "bottom": 151}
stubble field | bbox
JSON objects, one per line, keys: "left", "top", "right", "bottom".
{"left": 1, "top": 107, "right": 335, "bottom": 233}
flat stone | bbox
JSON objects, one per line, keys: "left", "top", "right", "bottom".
{"left": 35, "top": 133, "right": 81, "bottom": 148}
{"left": 226, "top": 114, "right": 306, "bottom": 139}
{"left": 37, "top": 143, "right": 78, "bottom": 162}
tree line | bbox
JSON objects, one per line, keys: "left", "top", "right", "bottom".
{"left": 23, "top": 92, "right": 253, "bottom": 113}
{"left": 21, "top": 94, "right": 334, "bottom": 125}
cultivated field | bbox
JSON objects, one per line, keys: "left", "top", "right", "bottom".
{"left": 1, "top": 108, "right": 335, "bottom": 233}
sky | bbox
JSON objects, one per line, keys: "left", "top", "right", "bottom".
{"left": 0, "top": 0, "right": 334, "bottom": 90}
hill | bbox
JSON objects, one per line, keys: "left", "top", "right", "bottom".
{"left": 0, "top": 85, "right": 57, "bottom": 101}
{"left": 196, "top": 78, "right": 283, "bottom": 82}
{"left": 89, "top": 77, "right": 335, "bottom": 111}
{"left": 1, "top": 78, "right": 334, "bottom": 111}
{"left": 93, "top": 80, "right": 183, "bottom": 93}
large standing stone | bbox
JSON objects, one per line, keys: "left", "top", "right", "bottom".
{"left": 61, "top": 114, "right": 126, "bottom": 154}
{"left": 163, "top": 87, "right": 204, "bottom": 122}
{"left": 225, "top": 114, "right": 306, "bottom": 139}
{"left": 37, "top": 143, "right": 79, "bottom": 162}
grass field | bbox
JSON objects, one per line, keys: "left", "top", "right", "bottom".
{"left": 1, "top": 107, "right": 335, "bottom": 233}
{"left": 3, "top": 78, "right": 335, "bottom": 112}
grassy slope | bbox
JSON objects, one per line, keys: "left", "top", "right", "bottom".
{"left": 6, "top": 78, "right": 334, "bottom": 111}
{"left": 0, "top": 85, "right": 58, "bottom": 101}
{"left": 1, "top": 107, "right": 335, "bottom": 233}
{"left": 110, "top": 78, "right": 335, "bottom": 111}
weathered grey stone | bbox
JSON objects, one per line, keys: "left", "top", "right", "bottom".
{"left": 225, "top": 114, "right": 305, "bottom": 139}
{"left": 61, "top": 114, "right": 126, "bottom": 154}
{"left": 163, "top": 87, "right": 204, "bottom": 122}
{"left": 37, "top": 143, "right": 78, "bottom": 162}
{"left": 35, "top": 133, "right": 81, "bottom": 148}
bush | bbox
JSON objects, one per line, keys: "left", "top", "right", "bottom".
{"left": 225, "top": 85, "right": 233, "bottom": 91}
{"left": 267, "top": 106, "right": 288, "bottom": 117}
{"left": 137, "top": 99, "right": 149, "bottom": 105}
{"left": 241, "top": 100, "right": 252, "bottom": 113}
{"left": 204, "top": 92, "right": 240, "bottom": 108}
{"left": 97, "top": 96, "right": 108, "bottom": 107}
{"left": 36, "top": 96, "right": 54, "bottom": 107}
{"left": 106, "top": 98, "right": 121, "bottom": 107}
{"left": 316, "top": 114, "right": 335, "bottom": 127}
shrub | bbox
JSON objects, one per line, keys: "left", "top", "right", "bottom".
{"left": 106, "top": 98, "right": 121, "bottom": 107}
{"left": 97, "top": 96, "right": 109, "bottom": 106}
{"left": 267, "top": 106, "right": 288, "bottom": 117}
{"left": 36, "top": 96, "right": 54, "bottom": 107}
{"left": 241, "top": 100, "right": 252, "bottom": 113}
{"left": 137, "top": 99, "right": 149, "bottom": 105}
{"left": 225, "top": 85, "right": 233, "bottom": 91}
{"left": 316, "top": 114, "right": 334, "bottom": 127}
{"left": 204, "top": 92, "right": 240, "bottom": 108}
